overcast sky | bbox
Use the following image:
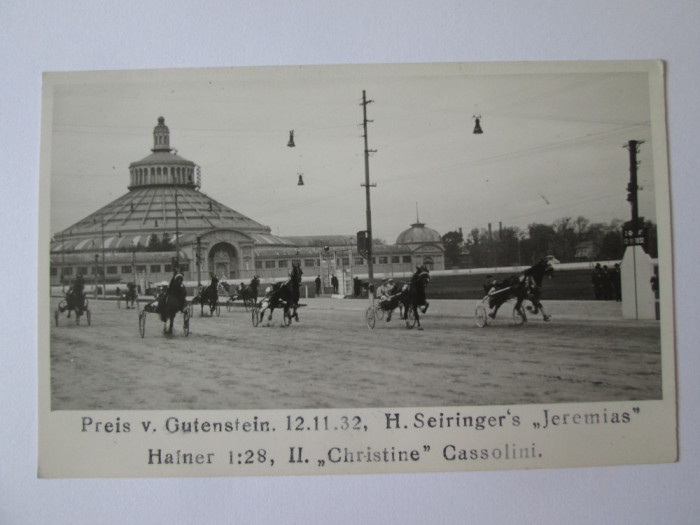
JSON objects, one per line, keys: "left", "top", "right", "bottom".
{"left": 47, "top": 61, "right": 659, "bottom": 242}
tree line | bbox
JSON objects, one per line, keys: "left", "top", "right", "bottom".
{"left": 442, "top": 216, "right": 658, "bottom": 268}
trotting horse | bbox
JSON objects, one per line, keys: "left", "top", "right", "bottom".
{"left": 228, "top": 276, "right": 260, "bottom": 310}
{"left": 240, "top": 276, "right": 260, "bottom": 308}
{"left": 486, "top": 258, "right": 554, "bottom": 322}
{"left": 382, "top": 266, "right": 431, "bottom": 330}
{"left": 258, "top": 264, "right": 302, "bottom": 325}
{"left": 158, "top": 273, "right": 188, "bottom": 334}
{"left": 58, "top": 276, "right": 88, "bottom": 325}
{"left": 193, "top": 275, "right": 219, "bottom": 316}
{"left": 123, "top": 282, "right": 138, "bottom": 309}
{"left": 399, "top": 265, "right": 431, "bottom": 330}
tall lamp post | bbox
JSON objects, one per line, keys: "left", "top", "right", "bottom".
{"left": 174, "top": 190, "right": 180, "bottom": 270}
{"left": 61, "top": 238, "right": 66, "bottom": 293}
{"left": 94, "top": 213, "right": 107, "bottom": 298}
{"left": 347, "top": 237, "right": 354, "bottom": 296}
{"left": 196, "top": 236, "right": 202, "bottom": 288}
{"left": 94, "top": 254, "right": 99, "bottom": 299}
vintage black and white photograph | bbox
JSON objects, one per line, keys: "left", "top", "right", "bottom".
{"left": 38, "top": 61, "right": 675, "bottom": 478}
{"left": 44, "top": 62, "right": 671, "bottom": 411}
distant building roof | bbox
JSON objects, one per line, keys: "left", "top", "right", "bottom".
{"left": 396, "top": 222, "right": 442, "bottom": 245}
{"left": 283, "top": 235, "right": 355, "bottom": 247}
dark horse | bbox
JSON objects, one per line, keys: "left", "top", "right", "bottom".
{"left": 240, "top": 276, "right": 260, "bottom": 308}
{"left": 486, "top": 258, "right": 554, "bottom": 321}
{"left": 193, "top": 275, "right": 219, "bottom": 316}
{"left": 227, "top": 276, "right": 260, "bottom": 309}
{"left": 123, "top": 282, "right": 138, "bottom": 309}
{"left": 63, "top": 274, "right": 87, "bottom": 321}
{"left": 383, "top": 266, "right": 431, "bottom": 330}
{"left": 158, "top": 273, "right": 188, "bottom": 334}
{"left": 258, "top": 264, "right": 302, "bottom": 325}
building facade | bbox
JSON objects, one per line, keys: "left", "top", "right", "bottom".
{"left": 50, "top": 118, "right": 444, "bottom": 292}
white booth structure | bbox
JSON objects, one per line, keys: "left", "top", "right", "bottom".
{"left": 621, "top": 245, "right": 658, "bottom": 320}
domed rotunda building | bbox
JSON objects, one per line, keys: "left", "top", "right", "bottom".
{"left": 392, "top": 220, "right": 444, "bottom": 270}
{"left": 50, "top": 117, "right": 290, "bottom": 290}
{"left": 50, "top": 117, "right": 444, "bottom": 294}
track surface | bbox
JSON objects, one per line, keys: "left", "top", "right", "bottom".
{"left": 49, "top": 298, "right": 661, "bottom": 410}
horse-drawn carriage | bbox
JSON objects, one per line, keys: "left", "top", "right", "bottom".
{"left": 191, "top": 276, "right": 221, "bottom": 317}
{"left": 474, "top": 258, "right": 554, "bottom": 328}
{"left": 474, "top": 286, "right": 527, "bottom": 327}
{"left": 365, "top": 267, "right": 430, "bottom": 330}
{"left": 117, "top": 282, "right": 139, "bottom": 309}
{"left": 251, "top": 266, "right": 303, "bottom": 327}
{"left": 138, "top": 274, "right": 190, "bottom": 337}
{"left": 224, "top": 277, "right": 260, "bottom": 312}
{"left": 54, "top": 287, "right": 91, "bottom": 326}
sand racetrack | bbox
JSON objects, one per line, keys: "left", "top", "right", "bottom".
{"left": 49, "top": 297, "right": 661, "bottom": 410}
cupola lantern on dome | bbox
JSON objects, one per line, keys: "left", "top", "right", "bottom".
{"left": 395, "top": 221, "right": 442, "bottom": 245}
{"left": 152, "top": 116, "right": 171, "bottom": 152}
{"left": 128, "top": 117, "right": 198, "bottom": 190}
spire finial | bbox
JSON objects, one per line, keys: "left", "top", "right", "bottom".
{"left": 152, "top": 116, "right": 171, "bottom": 152}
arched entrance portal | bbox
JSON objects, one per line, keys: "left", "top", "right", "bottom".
{"left": 208, "top": 242, "right": 238, "bottom": 280}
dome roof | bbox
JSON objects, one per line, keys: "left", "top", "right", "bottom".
{"left": 52, "top": 185, "right": 272, "bottom": 251}
{"left": 130, "top": 150, "right": 195, "bottom": 167}
{"left": 52, "top": 116, "right": 278, "bottom": 253}
{"left": 395, "top": 222, "right": 442, "bottom": 245}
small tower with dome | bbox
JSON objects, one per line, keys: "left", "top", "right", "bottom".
{"left": 395, "top": 212, "right": 444, "bottom": 270}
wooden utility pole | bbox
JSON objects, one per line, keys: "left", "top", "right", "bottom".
{"left": 626, "top": 139, "right": 643, "bottom": 227}
{"left": 99, "top": 214, "right": 106, "bottom": 298}
{"left": 174, "top": 190, "right": 180, "bottom": 269}
{"left": 361, "top": 90, "right": 377, "bottom": 295}
{"left": 196, "top": 236, "right": 202, "bottom": 287}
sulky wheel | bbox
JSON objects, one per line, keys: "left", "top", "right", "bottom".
{"left": 512, "top": 304, "right": 526, "bottom": 326}
{"left": 251, "top": 306, "right": 260, "bottom": 327}
{"left": 365, "top": 306, "right": 376, "bottom": 329}
{"left": 405, "top": 307, "right": 417, "bottom": 329}
{"left": 475, "top": 304, "right": 489, "bottom": 328}
{"left": 376, "top": 307, "right": 385, "bottom": 320}
{"left": 183, "top": 309, "right": 190, "bottom": 336}
{"left": 138, "top": 310, "right": 146, "bottom": 338}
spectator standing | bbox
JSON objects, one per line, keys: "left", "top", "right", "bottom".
{"left": 592, "top": 263, "right": 602, "bottom": 299}
{"left": 613, "top": 263, "right": 622, "bottom": 301}
{"left": 331, "top": 274, "right": 339, "bottom": 294}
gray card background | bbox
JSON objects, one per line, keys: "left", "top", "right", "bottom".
{"left": 2, "top": 1, "right": 698, "bottom": 523}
